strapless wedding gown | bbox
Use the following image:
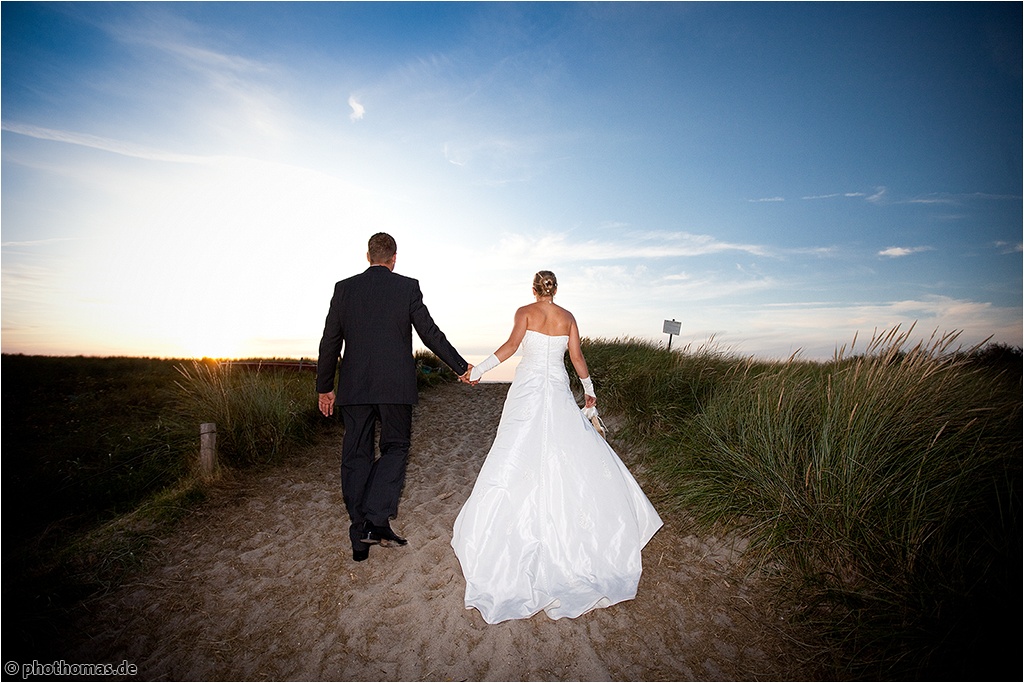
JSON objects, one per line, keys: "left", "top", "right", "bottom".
{"left": 451, "top": 330, "right": 663, "bottom": 624}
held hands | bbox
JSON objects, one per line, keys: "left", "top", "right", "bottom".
{"left": 323, "top": 367, "right": 476, "bottom": 413}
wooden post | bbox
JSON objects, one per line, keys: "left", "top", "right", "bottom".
{"left": 200, "top": 422, "right": 219, "bottom": 480}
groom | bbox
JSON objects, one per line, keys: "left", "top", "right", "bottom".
{"left": 316, "top": 232, "right": 472, "bottom": 562}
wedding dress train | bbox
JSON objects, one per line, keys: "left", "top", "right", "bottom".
{"left": 452, "top": 330, "right": 663, "bottom": 624}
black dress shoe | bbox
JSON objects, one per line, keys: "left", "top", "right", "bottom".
{"left": 352, "top": 546, "right": 369, "bottom": 562}
{"left": 363, "top": 522, "right": 408, "bottom": 547}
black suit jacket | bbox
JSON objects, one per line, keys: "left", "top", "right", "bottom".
{"left": 316, "top": 266, "right": 467, "bottom": 405}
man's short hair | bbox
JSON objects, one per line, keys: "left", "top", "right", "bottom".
{"left": 368, "top": 232, "right": 397, "bottom": 264}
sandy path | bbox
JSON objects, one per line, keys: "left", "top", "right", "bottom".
{"left": 67, "top": 382, "right": 813, "bottom": 681}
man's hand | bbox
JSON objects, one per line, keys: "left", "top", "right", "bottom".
{"left": 318, "top": 391, "right": 336, "bottom": 417}
{"left": 459, "top": 364, "right": 476, "bottom": 385}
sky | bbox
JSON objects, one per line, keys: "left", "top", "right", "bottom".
{"left": 2, "top": 2, "right": 1021, "bottom": 375}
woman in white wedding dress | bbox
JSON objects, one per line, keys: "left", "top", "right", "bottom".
{"left": 451, "top": 271, "right": 663, "bottom": 624}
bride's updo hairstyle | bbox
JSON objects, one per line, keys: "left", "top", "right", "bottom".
{"left": 533, "top": 270, "right": 558, "bottom": 298}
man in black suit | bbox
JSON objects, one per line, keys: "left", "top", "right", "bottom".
{"left": 317, "top": 233, "right": 472, "bottom": 562}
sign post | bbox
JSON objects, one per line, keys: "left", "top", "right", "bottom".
{"left": 663, "top": 319, "right": 681, "bottom": 351}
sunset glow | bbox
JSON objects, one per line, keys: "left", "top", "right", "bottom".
{"left": 3, "top": 3, "right": 1020, "bottom": 362}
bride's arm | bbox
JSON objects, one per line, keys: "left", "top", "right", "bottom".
{"left": 492, "top": 306, "right": 530, "bottom": 362}
{"left": 470, "top": 307, "right": 530, "bottom": 381}
{"left": 568, "top": 319, "right": 597, "bottom": 408}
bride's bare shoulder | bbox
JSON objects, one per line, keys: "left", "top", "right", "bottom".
{"left": 553, "top": 304, "right": 576, "bottom": 323}
{"left": 516, "top": 303, "right": 540, "bottom": 319}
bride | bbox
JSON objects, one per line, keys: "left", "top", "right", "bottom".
{"left": 451, "top": 270, "right": 663, "bottom": 624}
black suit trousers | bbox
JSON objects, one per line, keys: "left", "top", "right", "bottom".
{"left": 340, "top": 404, "right": 413, "bottom": 546}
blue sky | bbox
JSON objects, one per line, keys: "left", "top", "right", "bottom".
{"left": 2, "top": 2, "right": 1021, "bottom": 371}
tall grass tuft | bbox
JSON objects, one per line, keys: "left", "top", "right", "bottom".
{"left": 572, "top": 336, "right": 734, "bottom": 442}
{"left": 172, "top": 360, "right": 319, "bottom": 468}
{"left": 575, "top": 328, "right": 1021, "bottom": 679}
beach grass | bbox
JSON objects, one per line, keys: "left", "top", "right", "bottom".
{"left": 172, "top": 359, "right": 320, "bottom": 468}
{"left": 575, "top": 328, "right": 1021, "bottom": 680}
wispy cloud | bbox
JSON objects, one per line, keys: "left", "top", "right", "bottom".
{"left": 907, "top": 196, "right": 959, "bottom": 205}
{"left": 802, "top": 191, "right": 867, "bottom": 200}
{"left": 494, "top": 231, "right": 769, "bottom": 263}
{"left": 101, "top": 8, "right": 277, "bottom": 80}
{"left": 789, "top": 246, "right": 839, "bottom": 257}
{"left": 438, "top": 134, "right": 542, "bottom": 186}
{"left": 158, "top": 41, "right": 273, "bottom": 78}
{"left": 1, "top": 122, "right": 208, "bottom": 164}
{"left": 93, "top": 11, "right": 292, "bottom": 143}
{"left": 803, "top": 189, "right": 1021, "bottom": 207}
{"left": 995, "top": 241, "right": 1024, "bottom": 254}
{"left": 748, "top": 196, "right": 784, "bottom": 203}
{"left": 1, "top": 237, "right": 76, "bottom": 248}
{"left": 878, "top": 246, "right": 934, "bottom": 258}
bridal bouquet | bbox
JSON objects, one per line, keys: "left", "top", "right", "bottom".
{"left": 582, "top": 406, "right": 607, "bottom": 439}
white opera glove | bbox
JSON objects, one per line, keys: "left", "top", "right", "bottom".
{"left": 580, "top": 375, "right": 596, "bottom": 399}
{"left": 469, "top": 353, "right": 500, "bottom": 382}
